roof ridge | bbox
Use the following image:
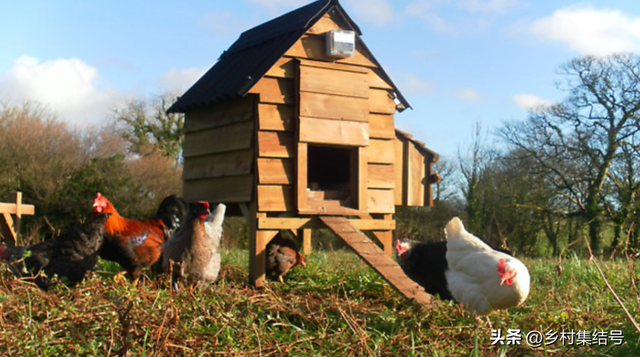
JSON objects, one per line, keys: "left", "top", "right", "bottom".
{"left": 223, "top": 0, "right": 334, "bottom": 58}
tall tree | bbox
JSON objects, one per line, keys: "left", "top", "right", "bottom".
{"left": 603, "top": 141, "right": 640, "bottom": 250}
{"left": 432, "top": 157, "right": 459, "bottom": 202}
{"left": 458, "top": 122, "right": 493, "bottom": 232}
{"left": 113, "top": 93, "right": 184, "bottom": 162}
{"left": 501, "top": 53, "right": 640, "bottom": 252}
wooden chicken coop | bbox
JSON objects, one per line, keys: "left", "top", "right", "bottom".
{"left": 169, "top": 0, "right": 439, "bottom": 304}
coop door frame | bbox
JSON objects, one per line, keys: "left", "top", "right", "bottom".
{"left": 296, "top": 142, "right": 367, "bottom": 213}
{"left": 296, "top": 59, "right": 370, "bottom": 214}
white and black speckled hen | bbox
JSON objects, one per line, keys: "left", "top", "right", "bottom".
{"left": 396, "top": 217, "right": 530, "bottom": 315}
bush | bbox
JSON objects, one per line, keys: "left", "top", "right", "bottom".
{"left": 0, "top": 103, "right": 182, "bottom": 241}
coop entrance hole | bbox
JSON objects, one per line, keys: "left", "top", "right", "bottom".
{"left": 306, "top": 144, "right": 355, "bottom": 208}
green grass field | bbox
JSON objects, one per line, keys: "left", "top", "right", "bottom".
{"left": 0, "top": 249, "right": 637, "bottom": 356}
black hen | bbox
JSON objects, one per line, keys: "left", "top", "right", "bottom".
{"left": 155, "top": 195, "right": 189, "bottom": 239}
{"left": 0, "top": 214, "right": 110, "bottom": 290}
{"left": 395, "top": 239, "right": 455, "bottom": 301}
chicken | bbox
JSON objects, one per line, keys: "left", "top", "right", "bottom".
{"left": 0, "top": 214, "right": 110, "bottom": 290}
{"left": 92, "top": 192, "right": 188, "bottom": 283}
{"left": 395, "top": 217, "right": 530, "bottom": 315}
{"left": 161, "top": 202, "right": 226, "bottom": 289}
{"left": 394, "top": 240, "right": 454, "bottom": 301}
{"left": 266, "top": 233, "right": 306, "bottom": 283}
{"left": 155, "top": 195, "right": 190, "bottom": 238}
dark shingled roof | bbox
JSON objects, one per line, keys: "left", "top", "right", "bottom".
{"left": 168, "top": 0, "right": 410, "bottom": 113}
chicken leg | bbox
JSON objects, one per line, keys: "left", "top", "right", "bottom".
{"left": 113, "top": 271, "right": 127, "bottom": 284}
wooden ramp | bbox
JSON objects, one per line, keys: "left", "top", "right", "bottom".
{"left": 319, "top": 216, "right": 433, "bottom": 306}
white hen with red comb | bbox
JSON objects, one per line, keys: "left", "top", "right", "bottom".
{"left": 444, "top": 217, "right": 530, "bottom": 315}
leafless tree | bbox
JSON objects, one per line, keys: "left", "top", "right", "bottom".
{"left": 501, "top": 53, "right": 640, "bottom": 252}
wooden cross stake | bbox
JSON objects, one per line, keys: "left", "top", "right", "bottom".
{"left": 0, "top": 192, "right": 35, "bottom": 246}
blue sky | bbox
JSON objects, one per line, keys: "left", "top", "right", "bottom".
{"left": 2, "top": 0, "right": 640, "bottom": 160}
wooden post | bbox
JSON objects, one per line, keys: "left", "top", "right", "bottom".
{"left": 248, "top": 207, "right": 265, "bottom": 287}
{"left": 371, "top": 214, "right": 394, "bottom": 257}
{"left": 352, "top": 146, "right": 368, "bottom": 211}
{"left": 298, "top": 228, "right": 312, "bottom": 255}
{"left": 247, "top": 205, "right": 279, "bottom": 287}
{"left": 296, "top": 142, "right": 308, "bottom": 211}
{"left": 0, "top": 213, "right": 15, "bottom": 245}
{"left": 12, "top": 192, "right": 22, "bottom": 241}
{"left": 0, "top": 192, "right": 35, "bottom": 247}
{"left": 372, "top": 230, "right": 393, "bottom": 257}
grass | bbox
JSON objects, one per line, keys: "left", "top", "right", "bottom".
{"left": 0, "top": 249, "right": 637, "bottom": 356}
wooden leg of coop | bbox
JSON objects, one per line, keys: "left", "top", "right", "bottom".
{"left": 372, "top": 231, "right": 393, "bottom": 257}
{"left": 298, "top": 228, "right": 312, "bottom": 255}
{"left": 249, "top": 226, "right": 268, "bottom": 288}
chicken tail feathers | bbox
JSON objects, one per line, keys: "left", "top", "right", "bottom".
{"left": 205, "top": 203, "right": 226, "bottom": 246}
{"left": 445, "top": 217, "right": 465, "bottom": 238}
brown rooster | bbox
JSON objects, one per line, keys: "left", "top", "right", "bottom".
{"left": 92, "top": 192, "right": 188, "bottom": 284}
{"left": 266, "top": 233, "right": 306, "bottom": 283}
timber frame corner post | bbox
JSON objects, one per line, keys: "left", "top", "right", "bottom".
{"left": 0, "top": 192, "right": 35, "bottom": 247}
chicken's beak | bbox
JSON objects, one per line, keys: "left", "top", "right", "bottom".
{"left": 297, "top": 252, "right": 307, "bottom": 267}
{"left": 500, "top": 271, "right": 516, "bottom": 286}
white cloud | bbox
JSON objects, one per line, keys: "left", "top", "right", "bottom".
{"left": 0, "top": 56, "right": 121, "bottom": 127}
{"left": 456, "top": 0, "right": 519, "bottom": 14}
{"left": 455, "top": 88, "right": 482, "bottom": 101}
{"left": 512, "top": 94, "right": 553, "bottom": 110}
{"left": 528, "top": 6, "right": 640, "bottom": 56}
{"left": 344, "top": 0, "right": 396, "bottom": 26}
{"left": 245, "top": 0, "right": 309, "bottom": 15}
{"left": 404, "top": 1, "right": 458, "bottom": 36}
{"left": 396, "top": 72, "right": 435, "bottom": 94}
{"left": 157, "top": 67, "right": 207, "bottom": 95}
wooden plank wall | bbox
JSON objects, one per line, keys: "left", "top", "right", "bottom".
{"left": 298, "top": 61, "right": 369, "bottom": 146}
{"left": 367, "top": 115, "right": 396, "bottom": 213}
{"left": 252, "top": 59, "right": 297, "bottom": 213}
{"left": 366, "top": 68, "right": 397, "bottom": 214}
{"left": 393, "top": 134, "right": 435, "bottom": 207}
{"left": 182, "top": 96, "right": 256, "bottom": 203}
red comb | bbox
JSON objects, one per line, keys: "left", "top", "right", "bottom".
{"left": 198, "top": 201, "right": 210, "bottom": 209}
{"left": 497, "top": 259, "right": 507, "bottom": 274}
